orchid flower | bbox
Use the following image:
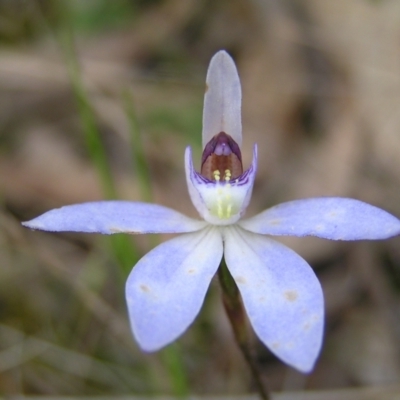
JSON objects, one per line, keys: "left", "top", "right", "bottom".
{"left": 22, "top": 51, "right": 400, "bottom": 373}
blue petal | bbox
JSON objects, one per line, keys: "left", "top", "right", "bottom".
{"left": 22, "top": 201, "right": 206, "bottom": 234}
{"left": 240, "top": 197, "right": 400, "bottom": 240}
{"left": 224, "top": 226, "right": 324, "bottom": 373}
{"left": 126, "top": 227, "right": 223, "bottom": 351}
{"left": 202, "top": 50, "right": 242, "bottom": 148}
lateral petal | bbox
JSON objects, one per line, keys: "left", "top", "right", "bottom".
{"left": 126, "top": 227, "right": 223, "bottom": 351}
{"left": 22, "top": 201, "right": 206, "bottom": 234}
{"left": 224, "top": 226, "right": 324, "bottom": 373}
{"left": 240, "top": 197, "right": 400, "bottom": 240}
{"left": 202, "top": 50, "right": 242, "bottom": 148}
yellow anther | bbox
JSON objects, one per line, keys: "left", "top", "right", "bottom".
{"left": 213, "top": 170, "right": 221, "bottom": 182}
{"left": 224, "top": 169, "right": 232, "bottom": 182}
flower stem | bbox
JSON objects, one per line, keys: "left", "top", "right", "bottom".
{"left": 218, "top": 258, "right": 271, "bottom": 400}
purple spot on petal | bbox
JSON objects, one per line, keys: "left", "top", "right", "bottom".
{"left": 269, "top": 219, "right": 281, "bottom": 226}
{"left": 235, "top": 276, "right": 247, "bottom": 284}
{"left": 284, "top": 290, "right": 299, "bottom": 302}
{"left": 272, "top": 342, "right": 280, "bottom": 350}
{"left": 140, "top": 284, "right": 151, "bottom": 293}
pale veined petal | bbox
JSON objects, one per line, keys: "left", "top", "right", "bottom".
{"left": 202, "top": 50, "right": 242, "bottom": 148}
{"left": 126, "top": 227, "right": 223, "bottom": 351}
{"left": 185, "top": 145, "right": 257, "bottom": 225}
{"left": 239, "top": 197, "right": 400, "bottom": 240}
{"left": 223, "top": 226, "right": 324, "bottom": 373}
{"left": 22, "top": 201, "right": 206, "bottom": 234}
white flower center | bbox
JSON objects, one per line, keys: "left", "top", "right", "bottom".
{"left": 199, "top": 169, "right": 245, "bottom": 224}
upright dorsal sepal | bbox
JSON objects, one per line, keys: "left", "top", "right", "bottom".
{"left": 202, "top": 51, "right": 242, "bottom": 149}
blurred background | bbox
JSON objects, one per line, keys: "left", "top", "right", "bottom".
{"left": 1, "top": 0, "right": 400, "bottom": 397}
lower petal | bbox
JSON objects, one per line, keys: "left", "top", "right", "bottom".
{"left": 223, "top": 226, "right": 324, "bottom": 373}
{"left": 126, "top": 227, "right": 223, "bottom": 351}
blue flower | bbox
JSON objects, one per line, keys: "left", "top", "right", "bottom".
{"left": 22, "top": 51, "right": 400, "bottom": 373}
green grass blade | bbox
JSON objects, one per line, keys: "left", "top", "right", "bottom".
{"left": 161, "top": 344, "right": 190, "bottom": 397}
{"left": 124, "top": 90, "right": 189, "bottom": 396}
{"left": 61, "top": 28, "right": 138, "bottom": 275}
{"left": 123, "top": 89, "right": 153, "bottom": 203}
